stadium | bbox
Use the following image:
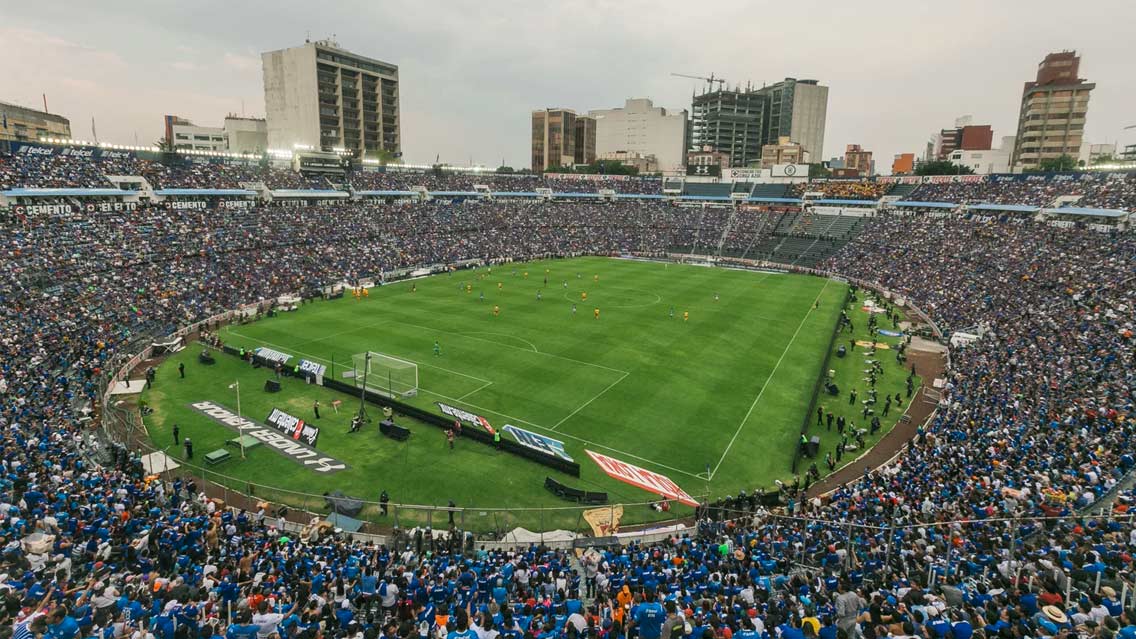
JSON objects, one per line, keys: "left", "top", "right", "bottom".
{"left": 2, "top": 8, "right": 1136, "bottom": 639}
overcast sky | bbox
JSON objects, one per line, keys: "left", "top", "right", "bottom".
{"left": 4, "top": 0, "right": 1134, "bottom": 172}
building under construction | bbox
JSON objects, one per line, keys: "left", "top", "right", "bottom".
{"left": 690, "top": 78, "right": 828, "bottom": 168}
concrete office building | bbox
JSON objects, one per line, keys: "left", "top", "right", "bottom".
{"left": 947, "top": 135, "right": 1015, "bottom": 175}
{"left": 691, "top": 78, "right": 828, "bottom": 168}
{"left": 760, "top": 136, "right": 808, "bottom": 169}
{"left": 588, "top": 98, "right": 688, "bottom": 175}
{"left": 0, "top": 101, "right": 71, "bottom": 142}
{"left": 1012, "top": 51, "right": 1093, "bottom": 171}
{"left": 531, "top": 109, "right": 595, "bottom": 171}
{"left": 164, "top": 115, "right": 267, "bottom": 153}
{"left": 262, "top": 39, "right": 400, "bottom": 157}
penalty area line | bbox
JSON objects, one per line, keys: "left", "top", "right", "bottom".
{"left": 223, "top": 330, "right": 493, "bottom": 384}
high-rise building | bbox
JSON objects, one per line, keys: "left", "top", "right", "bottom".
{"left": 691, "top": 88, "right": 767, "bottom": 167}
{"left": 764, "top": 79, "right": 828, "bottom": 163}
{"left": 262, "top": 39, "right": 400, "bottom": 157}
{"left": 690, "top": 78, "right": 828, "bottom": 167}
{"left": 843, "top": 144, "right": 873, "bottom": 176}
{"left": 588, "top": 98, "right": 688, "bottom": 175}
{"left": 531, "top": 109, "right": 595, "bottom": 171}
{"left": 1012, "top": 51, "right": 1093, "bottom": 171}
{"left": 0, "top": 100, "right": 71, "bottom": 142}
{"left": 574, "top": 115, "right": 596, "bottom": 166}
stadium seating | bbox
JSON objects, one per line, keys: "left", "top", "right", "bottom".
{"left": 1, "top": 148, "right": 1135, "bottom": 639}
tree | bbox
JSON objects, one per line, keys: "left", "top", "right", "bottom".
{"left": 495, "top": 165, "right": 515, "bottom": 174}
{"left": 808, "top": 163, "right": 831, "bottom": 179}
{"left": 1036, "top": 154, "right": 1078, "bottom": 172}
{"left": 1090, "top": 154, "right": 1115, "bottom": 166}
{"left": 914, "top": 160, "right": 975, "bottom": 176}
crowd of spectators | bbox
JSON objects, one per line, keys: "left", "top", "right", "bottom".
{"left": 907, "top": 174, "right": 1136, "bottom": 210}
{"left": 0, "top": 153, "right": 1135, "bottom": 639}
{"left": 0, "top": 151, "right": 666, "bottom": 194}
{"left": 789, "top": 181, "right": 891, "bottom": 201}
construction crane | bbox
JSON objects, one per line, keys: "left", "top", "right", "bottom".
{"left": 671, "top": 72, "right": 726, "bottom": 90}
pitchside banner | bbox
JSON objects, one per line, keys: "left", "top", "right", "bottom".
{"left": 436, "top": 401, "right": 496, "bottom": 435}
{"left": 255, "top": 347, "right": 292, "bottom": 365}
{"left": 265, "top": 408, "right": 320, "bottom": 446}
{"left": 586, "top": 450, "right": 700, "bottom": 507}
{"left": 502, "top": 425, "right": 573, "bottom": 462}
{"left": 189, "top": 401, "right": 345, "bottom": 473}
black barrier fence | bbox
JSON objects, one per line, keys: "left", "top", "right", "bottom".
{"left": 220, "top": 345, "right": 582, "bottom": 477}
{"left": 791, "top": 285, "right": 848, "bottom": 476}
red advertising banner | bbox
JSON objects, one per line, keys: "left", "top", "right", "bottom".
{"left": 586, "top": 450, "right": 700, "bottom": 507}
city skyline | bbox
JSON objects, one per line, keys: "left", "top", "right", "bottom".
{"left": 2, "top": 0, "right": 1134, "bottom": 172}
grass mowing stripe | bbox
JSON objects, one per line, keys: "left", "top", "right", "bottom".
{"left": 223, "top": 328, "right": 700, "bottom": 479}
{"left": 710, "top": 278, "right": 834, "bottom": 480}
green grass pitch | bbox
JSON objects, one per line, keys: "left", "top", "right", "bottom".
{"left": 141, "top": 256, "right": 916, "bottom": 530}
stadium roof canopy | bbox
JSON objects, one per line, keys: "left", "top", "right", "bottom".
{"left": 554, "top": 192, "right": 603, "bottom": 198}
{"left": 614, "top": 194, "right": 666, "bottom": 200}
{"left": 3, "top": 188, "right": 131, "bottom": 197}
{"left": 1048, "top": 207, "right": 1129, "bottom": 218}
{"left": 270, "top": 189, "right": 350, "bottom": 198}
{"left": 745, "top": 197, "right": 802, "bottom": 204}
{"left": 354, "top": 190, "right": 417, "bottom": 196}
{"left": 154, "top": 189, "right": 256, "bottom": 196}
{"left": 428, "top": 191, "right": 479, "bottom": 196}
{"left": 677, "top": 195, "right": 732, "bottom": 201}
{"left": 491, "top": 191, "right": 540, "bottom": 197}
{"left": 968, "top": 203, "right": 1040, "bottom": 213}
{"left": 814, "top": 199, "right": 879, "bottom": 206}
{"left": 892, "top": 201, "right": 958, "bottom": 209}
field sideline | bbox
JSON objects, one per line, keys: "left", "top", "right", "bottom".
{"left": 141, "top": 257, "right": 915, "bottom": 529}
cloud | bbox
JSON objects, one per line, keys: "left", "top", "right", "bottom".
{"left": 223, "top": 52, "right": 260, "bottom": 73}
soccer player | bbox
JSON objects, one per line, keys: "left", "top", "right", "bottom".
{"left": 563, "top": 280, "right": 568, "bottom": 288}
{"left": 363, "top": 287, "right": 369, "bottom": 298}
{"left": 594, "top": 308, "right": 600, "bottom": 320}
{"left": 497, "top": 282, "right": 503, "bottom": 291}
{"left": 536, "top": 290, "right": 542, "bottom": 301}
{"left": 571, "top": 304, "right": 577, "bottom": 315}
{"left": 683, "top": 311, "right": 689, "bottom": 322}
{"left": 493, "top": 305, "right": 500, "bottom": 317}
{"left": 479, "top": 291, "right": 485, "bottom": 302}
{"left": 466, "top": 283, "right": 472, "bottom": 294}
{"left": 411, "top": 283, "right": 417, "bottom": 293}
{"left": 669, "top": 306, "right": 674, "bottom": 318}
{"left": 593, "top": 274, "right": 599, "bottom": 283}
{"left": 523, "top": 271, "right": 528, "bottom": 279}
{"left": 714, "top": 292, "right": 719, "bottom": 302}
{"left": 433, "top": 341, "right": 441, "bottom": 357}
{"left": 581, "top": 291, "right": 587, "bottom": 301}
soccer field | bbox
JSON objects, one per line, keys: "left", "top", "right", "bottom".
{"left": 141, "top": 256, "right": 914, "bottom": 530}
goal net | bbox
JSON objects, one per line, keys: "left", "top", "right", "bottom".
{"left": 352, "top": 352, "right": 419, "bottom": 398}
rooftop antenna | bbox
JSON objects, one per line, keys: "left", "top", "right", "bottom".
{"left": 305, "top": 30, "right": 310, "bottom": 43}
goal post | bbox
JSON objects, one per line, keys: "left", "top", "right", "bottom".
{"left": 352, "top": 352, "right": 419, "bottom": 398}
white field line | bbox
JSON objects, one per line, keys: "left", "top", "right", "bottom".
{"left": 549, "top": 371, "right": 629, "bottom": 431}
{"left": 455, "top": 380, "right": 494, "bottom": 401}
{"left": 709, "top": 278, "right": 833, "bottom": 480}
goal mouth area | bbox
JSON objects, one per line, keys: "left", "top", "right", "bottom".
{"left": 350, "top": 351, "right": 419, "bottom": 398}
